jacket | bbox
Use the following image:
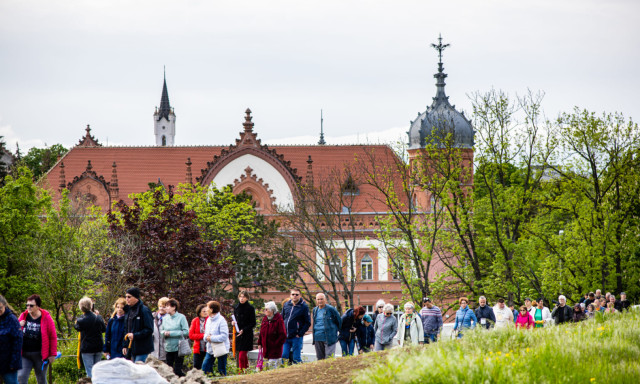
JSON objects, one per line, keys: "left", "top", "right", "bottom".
{"left": 74, "top": 311, "right": 106, "bottom": 353}
{"left": 151, "top": 312, "right": 166, "bottom": 361}
{"left": 159, "top": 312, "right": 189, "bottom": 353}
{"left": 18, "top": 309, "right": 57, "bottom": 361}
{"left": 419, "top": 305, "right": 443, "bottom": 334}
{"left": 355, "top": 322, "right": 375, "bottom": 350}
{"left": 123, "top": 300, "right": 155, "bottom": 356}
{"left": 281, "top": 298, "right": 311, "bottom": 339}
{"left": 572, "top": 310, "right": 586, "bottom": 323}
{"left": 189, "top": 317, "right": 207, "bottom": 354}
{"left": 475, "top": 305, "right": 496, "bottom": 329}
{"left": 493, "top": 305, "right": 514, "bottom": 328}
{"left": 515, "top": 312, "right": 534, "bottom": 329}
{"left": 374, "top": 313, "right": 397, "bottom": 345}
{"left": 338, "top": 308, "right": 358, "bottom": 342}
{"left": 257, "top": 313, "right": 286, "bottom": 359}
{"left": 104, "top": 315, "right": 125, "bottom": 358}
{"left": 204, "top": 313, "right": 229, "bottom": 355}
{"left": 453, "top": 307, "right": 477, "bottom": 331}
{"left": 233, "top": 301, "right": 256, "bottom": 352}
{"left": 0, "top": 308, "right": 22, "bottom": 373}
{"left": 397, "top": 313, "right": 424, "bottom": 346}
{"left": 531, "top": 306, "right": 552, "bottom": 327}
{"left": 551, "top": 305, "right": 573, "bottom": 325}
{"left": 312, "top": 304, "right": 341, "bottom": 346}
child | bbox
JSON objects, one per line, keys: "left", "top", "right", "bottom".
{"left": 356, "top": 315, "right": 375, "bottom": 353}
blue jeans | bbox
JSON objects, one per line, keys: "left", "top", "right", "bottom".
{"left": 133, "top": 354, "right": 149, "bottom": 363}
{"left": 81, "top": 352, "right": 102, "bottom": 378}
{"left": 202, "top": 353, "right": 227, "bottom": 376}
{"left": 2, "top": 371, "right": 18, "bottom": 384}
{"left": 339, "top": 338, "right": 356, "bottom": 356}
{"left": 424, "top": 333, "right": 438, "bottom": 343}
{"left": 281, "top": 337, "right": 303, "bottom": 364}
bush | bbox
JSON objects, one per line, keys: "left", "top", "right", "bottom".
{"left": 355, "top": 310, "right": 640, "bottom": 383}
{"left": 51, "top": 337, "right": 84, "bottom": 384}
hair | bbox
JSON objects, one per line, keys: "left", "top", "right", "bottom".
{"left": 290, "top": 288, "right": 301, "bottom": 294}
{"left": 78, "top": 296, "right": 93, "bottom": 313}
{"left": 167, "top": 298, "right": 179, "bottom": 311}
{"left": 0, "top": 294, "right": 15, "bottom": 313}
{"left": 383, "top": 303, "right": 394, "bottom": 314}
{"left": 158, "top": 297, "right": 170, "bottom": 310}
{"left": 264, "top": 301, "right": 278, "bottom": 314}
{"left": 207, "top": 301, "right": 221, "bottom": 314}
{"left": 403, "top": 302, "right": 415, "bottom": 310}
{"left": 478, "top": 296, "right": 486, "bottom": 301}
{"left": 376, "top": 299, "right": 386, "bottom": 310}
{"left": 609, "top": 295, "right": 616, "bottom": 300}
{"left": 110, "top": 298, "right": 126, "bottom": 318}
{"left": 588, "top": 304, "right": 595, "bottom": 311}
{"left": 238, "top": 290, "right": 250, "bottom": 300}
{"left": 354, "top": 306, "right": 366, "bottom": 319}
{"left": 497, "top": 298, "right": 505, "bottom": 304}
{"left": 459, "top": 297, "right": 468, "bottom": 305}
{"left": 519, "top": 305, "right": 527, "bottom": 312}
{"left": 196, "top": 304, "right": 208, "bottom": 318}
{"left": 531, "top": 300, "right": 538, "bottom": 307}
{"left": 27, "top": 294, "right": 42, "bottom": 307}
{"left": 558, "top": 295, "right": 566, "bottom": 302}
{"left": 589, "top": 292, "right": 595, "bottom": 298}
{"left": 315, "top": 293, "right": 326, "bottom": 300}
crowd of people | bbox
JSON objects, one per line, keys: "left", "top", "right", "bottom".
{"left": 0, "top": 287, "right": 634, "bottom": 382}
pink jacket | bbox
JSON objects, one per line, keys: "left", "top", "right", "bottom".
{"left": 18, "top": 309, "right": 58, "bottom": 361}
{"left": 515, "top": 312, "right": 534, "bottom": 329}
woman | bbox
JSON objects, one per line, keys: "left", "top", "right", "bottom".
{"left": 202, "top": 301, "right": 229, "bottom": 376}
{"left": 398, "top": 302, "right": 424, "bottom": 346}
{"left": 532, "top": 299, "right": 551, "bottom": 328}
{"left": 188, "top": 304, "right": 209, "bottom": 370}
{"left": 586, "top": 303, "right": 596, "bottom": 318}
{"left": 371, "top": 299, "right": 386, "bottom": 325}
{"left": 604, "top": 302, "right": 617, "bottom": 314}
{"left": 515, "top": 306, "right": 534, "bottom": 330}
{"left": 339, "top": 306, "right": 366, "bottom": 356}
{"left": 159, "top": 299, "right": 189, "bottom": 377}
{"left": 18, "top": 294, "right": 57, "bottom": 384}
{"left": 151, "top": 297, "right": 170, "bottom": 363}
{"left": 74, "top": 297, "right": 106, "bottom": 378}
{"left": 356, "top": 315, "right": 375, "bottom": 353}
{"left": 104, "top": 298, "right": 126, "bottom": 359}
{"left": 232, "top": 291, "right": 256, "bottom": 372}
{"left": 572, "top": 303, "right": 586, "bottom": 322}
{"left": 257, "top": 301, "right": 286, "bottom": 370}
{"left": 0, "top": 295, "right": 22, "bottom": 384}
{"left": 453, "top": 297, "right": 477, "bottom": 338}
{"left": 374, "top": 304, "right": 397, "bottom": 351}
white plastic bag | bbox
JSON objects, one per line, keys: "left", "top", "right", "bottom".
{"left": 91, "top": 358, "right": 169, "bottom": 384}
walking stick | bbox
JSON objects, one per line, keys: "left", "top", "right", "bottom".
{"left": 232, "top": 329, "right": 237, "bottom": 358}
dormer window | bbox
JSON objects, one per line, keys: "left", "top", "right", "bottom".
{"left": 341, "top": 174, "right": 359, "bottom": 195}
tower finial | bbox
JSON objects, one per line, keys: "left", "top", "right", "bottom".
{"left": 430, "top": 34, "right": 451, "bottom": 106}
{"left": 431, "top": 33, "right": 450, "bottom": 66}
{"left": 243, "top": 108, "right": 254, "bottom": 132}
{"left": 318, "top": 109, "right": 326, "bottom": 145}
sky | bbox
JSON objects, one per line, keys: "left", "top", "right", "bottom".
{"left": 1, "top": 0, "right": 638, "bottom": 153}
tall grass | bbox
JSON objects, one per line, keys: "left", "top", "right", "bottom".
{"left": 354, "top": 310, "right": 640, "bottom": 384}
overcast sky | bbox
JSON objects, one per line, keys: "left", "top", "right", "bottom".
{"left": 1, "top": 0, "right": 638, "bottom": 152}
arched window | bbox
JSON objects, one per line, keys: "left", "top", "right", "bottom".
{"left": 361, "top": 254, "right": 373, "bottom": 280}
{"left": 162, "top": 135, "right": 166, "bottom": 146}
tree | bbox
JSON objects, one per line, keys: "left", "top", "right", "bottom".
{"left": 0, "top": 136, "right": 8, "bottom": 185}
{"left": 22, "top": 143, "right": 67, "bottom": 180}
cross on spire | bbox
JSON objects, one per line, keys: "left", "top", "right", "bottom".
{"left": 431, "top": 34, "right": 450, "bottom": 65}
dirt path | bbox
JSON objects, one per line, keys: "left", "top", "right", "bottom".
{"left": 217, "top": 352, "right": 387, "bottom": 384}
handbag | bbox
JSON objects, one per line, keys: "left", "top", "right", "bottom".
{"left": 178, "top": 335, "right": 191, "bottom": 357}
{"left": 212, "top": 341, "right": 227, "bottom": 357}
{"left": 256, "top": 348, "right": 264, "bottom": 371}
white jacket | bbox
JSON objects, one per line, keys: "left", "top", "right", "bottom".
{"left": 397, "top": 313, "right": 424, "bottom": 346}
{"left": 530, "top": 306, "right": 552, "bottom": 326}
{"left": 493, "top": 305, "right": 514, "bottom": 328}
{"left": 204, "top": 313, "right": 230, "bottom": 354}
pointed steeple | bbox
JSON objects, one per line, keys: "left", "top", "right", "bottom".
{"left": 318, "top": 109, "right": 326, "bottom": 145}
{"left": 157, "top": 68, "right": 172, "bottom": 121}
{"left": 77, "top": 125, "right": 102, "bottom": 147}
{"left": 431, "top": 34, "right": 451, "bottom": 107}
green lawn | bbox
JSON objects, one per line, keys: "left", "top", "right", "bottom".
{"left": 355, "top": 310, "right": 640, "bottom": 384}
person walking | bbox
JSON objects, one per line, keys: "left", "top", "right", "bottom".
{"left": 515, "top": 306, "right": 534, "bottom": 330}
{"left": 339, "top": 306, "right": 365, "bottom": 356}
{"left": 398, "top": 302, "right": 423, "bottom": 346}
{"left": 122, "top": 288, "right": 155, "bottom": 362}
{"left": 257, "top": 301, "right": 286, "bottom": 370}
{"left": 202, "top": 301, "right": 229, "bottom": 376}
{"left": 0, "top": 295, "right": 23, "bottom": 384}
{"left": 104, "top": 298, "right": 126, "bottom": 360}
{"left": 311, "top": 293, "right": 341, "bottom": 360}
{"left": 551, "top": 295, "right": 573, "bottom": 325}
{"left": 493, "top": 299, "right": 514, "bottom": 329}
{"left": 373, "top": 304, "right": 397, "bottom": 351}
{"left": 151, "top": 297, "right": 169, "bottom": 363}
{"left": 160, "top": 299, "right": 189, "bottom": 377}
{"left": 281, "top": 289, "right": 311, "bottom": 364}
{"left": 232, "top": 291, "right": 256, "bottom": 372}
{"left": 419, "top": 297, "right": 443, "bottom": 343}
{"left": 17, "top": 294, "right": 57, "bottom": 384}
{"left": 188, "top": 304, "right": 209, "bottom": 370}
{"left": 475, "top": 296, "right": 496, "bottom": 330}
{"left": 371, "top": 299, "right": 386, "bottom": 325}
{"left": 532, "top": 299, "right": 551, "bottom": 328}
{"left": 453, "top": 297, "right": 477, "bottom": 338}
{"left": 74, "top": 297, "right": 106, "bottom": 378}
{"left": 356, "top": 315, "right": 375, "bottom": 353}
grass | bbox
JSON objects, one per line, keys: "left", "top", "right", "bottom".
{"left": 354, "top": 310, "right": 640, "bottom": 384}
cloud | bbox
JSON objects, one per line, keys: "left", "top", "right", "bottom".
{"left": 0, "top": 121, "right": 45, "bottom": 153}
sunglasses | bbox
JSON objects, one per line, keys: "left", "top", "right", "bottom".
{"left": 26, "top": 304, "right": 36, "bottom": 308}
{"left": 377, "top": 306, "right": 384, "bottom": 308}
{"left": 291, "top": 293, "right": 300, "bottom": 296}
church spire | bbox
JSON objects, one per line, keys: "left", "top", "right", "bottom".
{"left": 154, "top": 68, "right": 176, "bottom": 146}
{"left": 431, "top": 34, "right": 451, "bottom": 107}
{"left": 157, "top": 67, "right": 172, "bottom": 122}
{"left": 318, "top": 109, "right": 326, "bottom": 145}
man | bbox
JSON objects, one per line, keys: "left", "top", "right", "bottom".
{"left": 281, "top": 289, "right": 311, "bottom": 364}
{"left": 550, "top": 295, "right": 572, "bottom": 325}
{"left": 595, "top": 289, "right": 602, "bottom": 300}
{"left": 122, "top": 287, "right": 155, "bottom": 362}
{"left": 419, "top": 297, "right": 443, "bottom": 343}
{"left": 311, "top": 293, "right": 341, "bottom": 360}
{"left": 579, "top": 293, "right": 588, "bottom": 304}
{"left": 617, "top": 292, "right": 631, "bottom": 311}
{"left": 508, "top": 303, "right": 518, "bottom": 324}
{"left": 605, "top": 292, "right": 611, "bottom": 304}
{"left": 493, "top": 299, "right": 514, "bottom": 329}
{"left": 584, "top": 292, "right": 595, "bottom": 307}
{"left": 474, "top": 296, "right": 495, "bottom": 330}
{"left": 150, "top": 297, "right": 169, "bottom": 362}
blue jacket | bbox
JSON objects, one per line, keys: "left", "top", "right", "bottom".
{"left": 104, "top": 315, "right": 126, "bottom": 358}
{"left": 453, "top": 307, "right": 477, "bottom": 330}
{"left": 282, "top": 298, "right": 311, "bottom": 339}
{"left": 0, "top": 309, "right": 22, "bottom": 374}
{"left": 355, "top": 322, "right": 375, "bottom": 350}
{"left": 339, "top": 309, "right": 359, "bottom": 342}
{"left": 312, "top": 304, "right": 341, "bottom": 345}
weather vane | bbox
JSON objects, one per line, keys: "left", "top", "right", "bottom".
{"left": 431, "top": 34, "right": 450, "bottom": 64}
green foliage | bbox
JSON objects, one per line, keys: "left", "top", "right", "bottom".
{"left": 51, "top": 337, "right": 84, "bottom": 384}
{"left": 21, "top": 143, "right": 67, "bottom": 180}
{"left": 355, "top": 310, "right": 640, "bottom": 384}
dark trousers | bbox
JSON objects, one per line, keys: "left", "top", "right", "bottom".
{"left": 202, "top": 353, "right": 227, "bottom": 376}
{"left": 193, "top": 352, "right": 205, "bottom": 370}
{"left": 165, "top": 351, "right": 184, "bottom": 377}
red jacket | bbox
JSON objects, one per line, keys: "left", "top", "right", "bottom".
{"left": 189, "top": 317, "right": 207, "bottom": 354}
{"left": 257, "top": 313, "right": 286, "bottom": 360}
{"left": 515, "top": 312, "right": 534, "bottom": 329}
{"left": 18, "top": 309, "right": 58, "bottom": 361}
